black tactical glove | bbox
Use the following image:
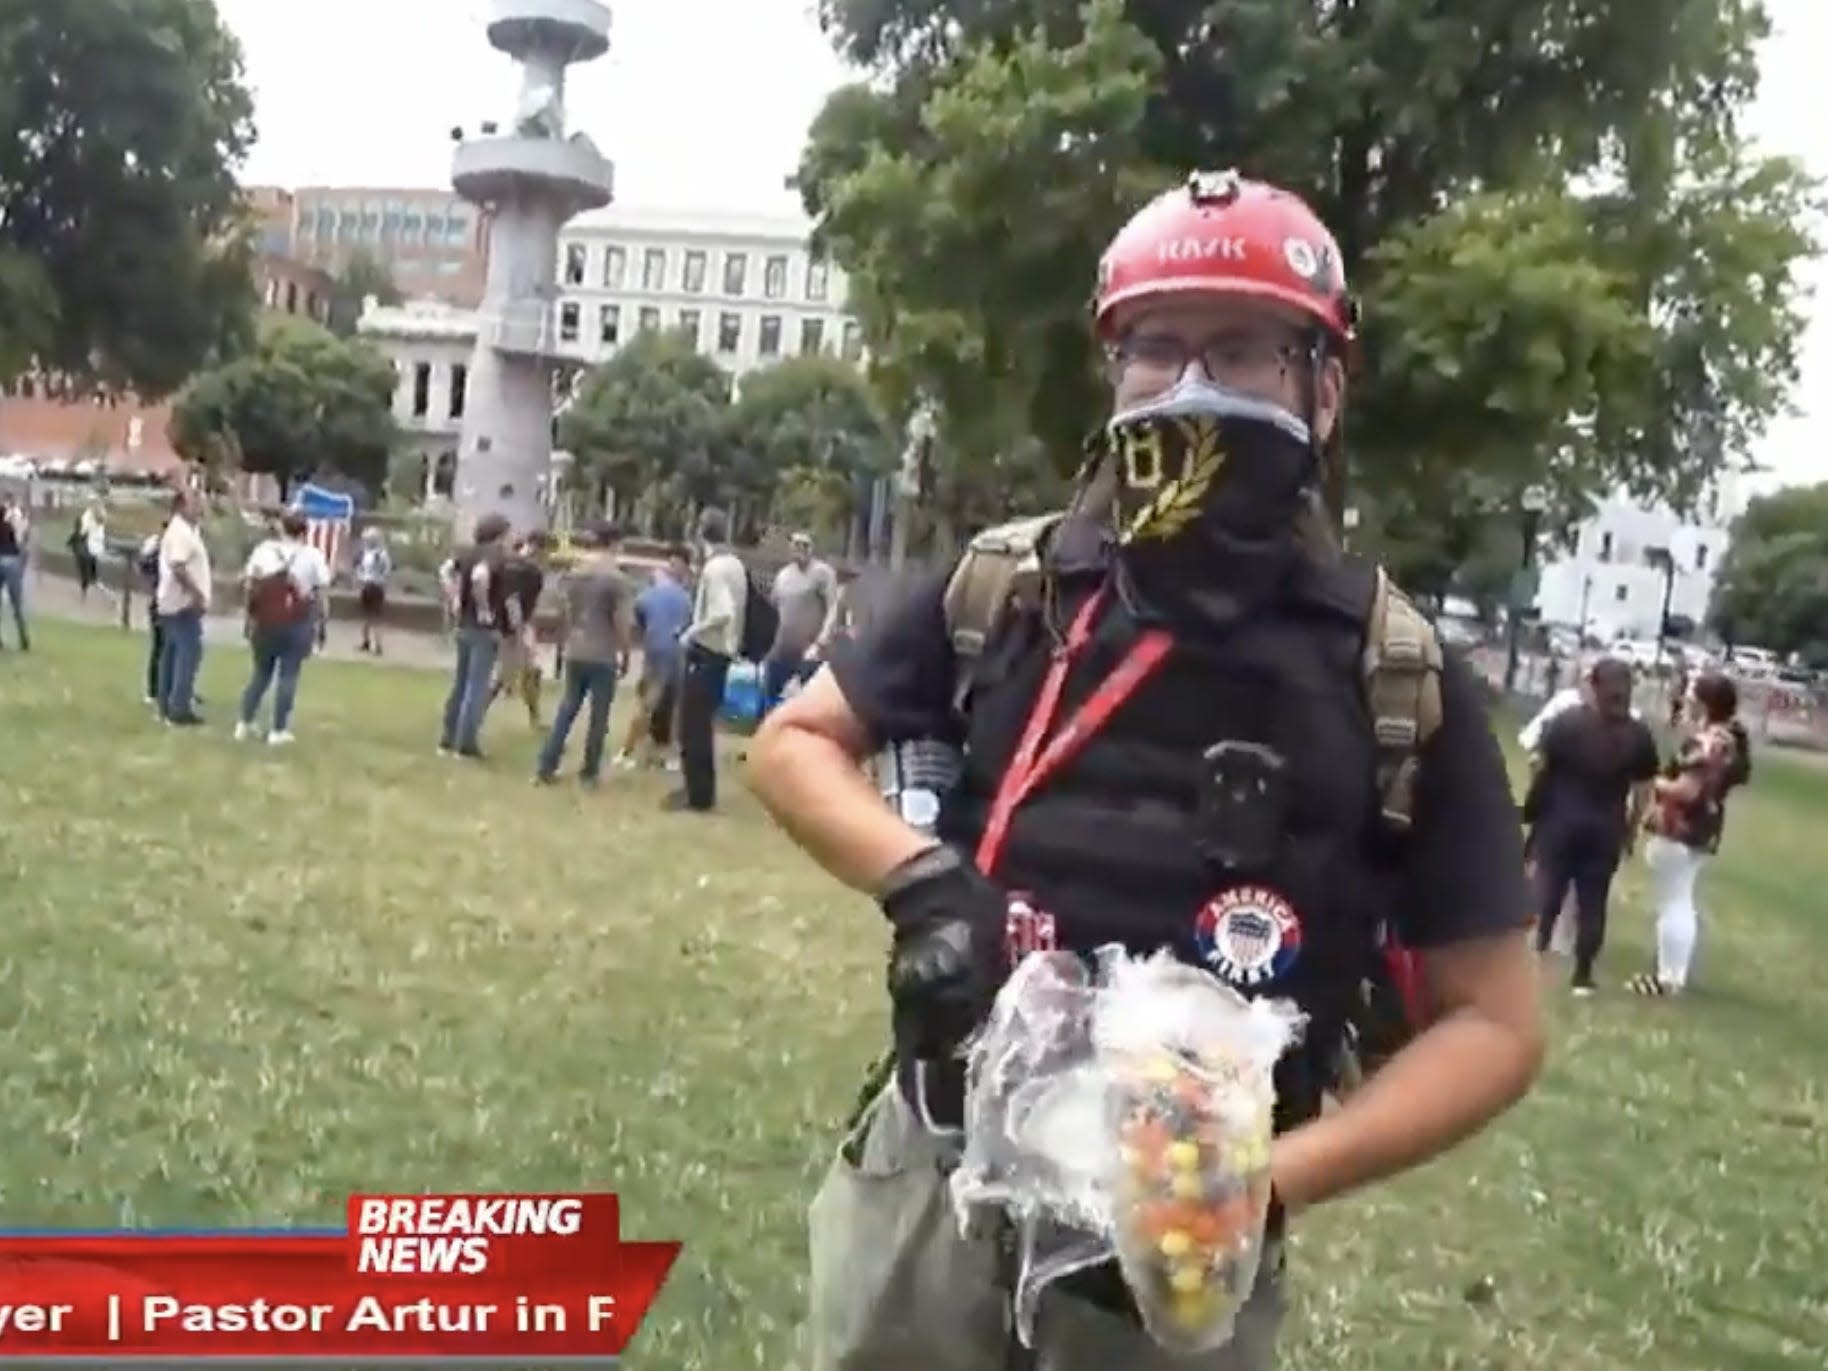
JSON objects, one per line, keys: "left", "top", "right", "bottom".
{"left": 878, "top": 845, "right": 1008, "bottom": 1061}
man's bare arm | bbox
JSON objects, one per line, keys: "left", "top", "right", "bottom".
{"left": 1270, "top": 928, "right": 1544, "bottom": 1213}
{"left": 748, "top": 670, "right": 938, "bottom": 894}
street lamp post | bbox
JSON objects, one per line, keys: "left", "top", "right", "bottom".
{"left": 1503, "top": 487, "right": 1549, "bottom": 695}
{"left": 1646, "top": 546, "right": 1678, "bottom": 668}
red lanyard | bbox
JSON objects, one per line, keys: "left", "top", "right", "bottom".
{"left": 975, "top": 589, "right": 1173, "bottom": 876}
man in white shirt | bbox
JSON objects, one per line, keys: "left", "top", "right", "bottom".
{"left": 668, "top": 506, "right": 748, "bottom": 813}
{"left": 154, "top": 487, "right": 213, "bottom": 725}
{"left": 235, "top": 510, "right": 331, "bottom": 745}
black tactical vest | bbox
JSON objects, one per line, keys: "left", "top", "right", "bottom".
{"left": 930, "top": 554, "right": 1394, "bottom": 1131}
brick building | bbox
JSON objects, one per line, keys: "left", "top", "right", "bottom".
{"left": 0, "top": 252, "right": 338, "bottom": 475}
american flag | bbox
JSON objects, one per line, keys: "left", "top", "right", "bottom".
{"left": 304, "top": 518, "right": 348, "bottom": 575}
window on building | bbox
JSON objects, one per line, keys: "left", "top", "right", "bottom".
{"left": 1598, "top": 530, "right": 1613, "bottom": 563}
{"left": 559, "top": 301, "right": 580, "bottom": 342}
{"left": 446, "top": 215, "right": 469, "bottom": 243}
{"left": 599, "top": 304, "right": 620, "bottom": 345}
{"left": 641, "top": 247, "right": 666, "bottom": 292}
{"left": 411, "top": 363, "right": 431, "bottom": 418}
{"left": 841, "top": 319, "right": 863, "bottom": 362}
{"left": 723, "top": 252, "right": 748, "bottom": 296}
{"left": 800, "top": 318, "right": 825, "bottom": 356}
{"left": 564, "top": 243, "right": 587, "bottom": 285}
{"left": 449, "top": 364, "right": 467, "bottom": 420}
{"left": 361, "top": 211, "right": 380, "bottom": 238}
{"left": 382, "top": 211, "right": 400, "bottom": 240}
{"left": 682, "top": 250, "right": 707, "bottom": 293}
{"left": 677, "top": 308, "right": 702, "bottom": 344}
{"left": 759, "top": 315, "right": 782, "bottom": 356}
{"left": 639, "top": 305, "right": 661, "bottom": 332}
{"left": 603, "top": 245, "right": 626, "bottom": 289}
{"left": 1613, "top": 584, "right": 1628, "bottom": 603}
{"left": 763, "top": 254, "right": 788, "bottom": 300}
{"left": 717, "top": 312, "right": 742, "bottom": 354}
{"left": 401, "top": 212, "right": 421, "bottom": 240}
{"left": 806, "top": 257, "right": 829, "bottom": 302}
{"left": 337, "top": 212, "right": 357, "bottom": 242}
{"left": 1695, "top": 544, "right": 1709, "bottom": 571}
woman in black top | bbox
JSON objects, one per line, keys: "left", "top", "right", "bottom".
{"left": 1528, "top": 658, "right": 1661, "bottom": 994}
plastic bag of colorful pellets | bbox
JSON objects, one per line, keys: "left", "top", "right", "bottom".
{"left": 949, "top": 945, "right": 1303, "bottom": 1352}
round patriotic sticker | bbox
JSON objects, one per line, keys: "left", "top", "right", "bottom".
{"left": 1194, "top": 885, "right": 1304, "bottom": 987}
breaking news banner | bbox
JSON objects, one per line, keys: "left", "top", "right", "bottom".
{"left": 0, "top": 1193, "right": 680, "bottom": 1365}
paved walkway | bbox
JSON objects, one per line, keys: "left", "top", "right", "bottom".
{"left": 19, "top": 565, "right": 456, "bottom": 671}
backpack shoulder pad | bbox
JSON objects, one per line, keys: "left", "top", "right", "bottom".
{"left": 942, "top": 513, "right": 1061, "bottom": 659}
{"left": 1363, "top": 567, "right": 1445, "bottom": 834}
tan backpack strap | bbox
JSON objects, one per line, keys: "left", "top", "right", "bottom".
{"left": 1363, "top": 567, "right": 1444, "bottom": 833}
{"left": 942, "top": 513, "right": 1060, "bottom": 716}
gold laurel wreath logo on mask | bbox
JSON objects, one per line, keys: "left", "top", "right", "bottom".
{"left": 1120, "top": 417, "right": 1225, "bottom": 544}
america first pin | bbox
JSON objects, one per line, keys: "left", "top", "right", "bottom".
{"left": 1194, "top": 885, "right": 1304, "bottom": 987}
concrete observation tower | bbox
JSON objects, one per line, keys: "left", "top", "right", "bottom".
{"left": 451, "top": 0, "right": 615, "bottom": 537}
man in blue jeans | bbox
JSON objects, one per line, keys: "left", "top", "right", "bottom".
{"left": 439, "top": 513, "right": 512, "bottom": 759}
{"left": 536, "top": 521, "right": 635, "bottom": 787}
{"left": 154, "top": 487, "right": 212, "bottom": 725}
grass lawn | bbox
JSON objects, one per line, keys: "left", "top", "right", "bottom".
{"left": 2, "top": 618, "right": 1824, "bottom": 1369}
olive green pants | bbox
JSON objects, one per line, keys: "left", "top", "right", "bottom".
{"left": 802, "top": 1083, "right": 1287, "bottom": 1371}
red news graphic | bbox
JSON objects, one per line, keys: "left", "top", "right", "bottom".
{"left": 0, "top": 1193, "right": 680, "bottom": 1360}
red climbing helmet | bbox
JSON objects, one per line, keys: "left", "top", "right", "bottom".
{"left": 1094, "top": 170, "right": 1357, "bottom": 346}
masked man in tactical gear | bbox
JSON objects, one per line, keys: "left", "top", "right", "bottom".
{"left": 749, "top": 171, "right": 1545, "bottom": 1371}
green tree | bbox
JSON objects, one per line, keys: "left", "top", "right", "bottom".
{"left": 0, "top": 0, "right": 259, "bottom": 397}
{"left": 1709, "top": 482, "right": 1828, "bottom": 661}
{"left": 558, "top": 328, "right": 733, "bottom": 534}
{"left": 326, "top": 248, "right": 402, "bottom": 337}
{"left": 169, "top": 317, "right": 398, "bottom": 500}
{"left": 727, "top": 354, "right": 896, "bottom": 545}
{"left": 798, "top": 0, "right": 1817, "bottom": 544}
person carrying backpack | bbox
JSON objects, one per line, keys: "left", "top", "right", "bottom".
{"left": 748, "top": 169, "right": 1544, "bottom": 1371}
{"left": 236, "top": 510, "right": 329, "bottom": 746}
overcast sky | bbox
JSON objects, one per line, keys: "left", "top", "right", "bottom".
{"left": 216, "top": 0, "right": 1824, "bottom": 495}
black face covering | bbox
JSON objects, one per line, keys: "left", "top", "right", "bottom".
{"left": 1093, "top": 378, "right": 1320, "bottom": 624}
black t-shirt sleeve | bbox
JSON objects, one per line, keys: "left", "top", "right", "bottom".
{"left": 1391, "top": 651, "right": 1532, "bottom": 949}
{"left": 824, "top": 567, "right": 961, "bottom": 749}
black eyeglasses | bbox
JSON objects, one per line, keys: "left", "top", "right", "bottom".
{"left": 1107, "top": 331, "right": 1310, "bottom": 387}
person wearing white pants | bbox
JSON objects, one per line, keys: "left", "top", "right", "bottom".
{"left": 1641, "top": 835, "right": 1706, "bottom": 992}
{"left": 1630, "top": 672, "right": 1750, "bottom": 998}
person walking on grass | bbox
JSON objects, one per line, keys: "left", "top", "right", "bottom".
{"left": 235, "top": 511, "right": 331, "bottom": 746}
{"left": 668, "top": 507, "right": 747, "bottom": 814}
{"left": 536, "top": 522, "right": 635, "bottom": 788}
{"left": 354, "top": 526, "right": 392, "bottom": 655}
{"left": 764, "top": 531, "right": 840, "bottom": 712}
{"left": 438, "top": 513, "right": 511, "bottom": 760}
{"left": 0, "top": 490, "right": 31, "bottom": 651}
{"left": 154, "top": 487, "right": 211, "bottom": 726}
{"left": 1526, "top": 657, "right": 1660, "bottom": 995}
{"left": 1517, "top": 661, "right": 1641, "bottom": 958}
{"left": 615, "top": 544, "right": 693, "bottom": 770}
{"left": 72, "top": 500, "right": 110, "bottom": 604}
{"left": 1630, "top": 671, "right": 1752, "bottom": 999}
{"left": 489, "top": 531, "right": 550, "bottom": 729}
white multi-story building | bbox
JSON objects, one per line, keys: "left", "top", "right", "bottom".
{"left": 1533, "top": 477, "right": 1745, "bottom": 639}
{"left": 554, "top": 205, "right": 861, "bottom": 377}
{"left": 358, "top": 298, "right": 478, "bottom": 502}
